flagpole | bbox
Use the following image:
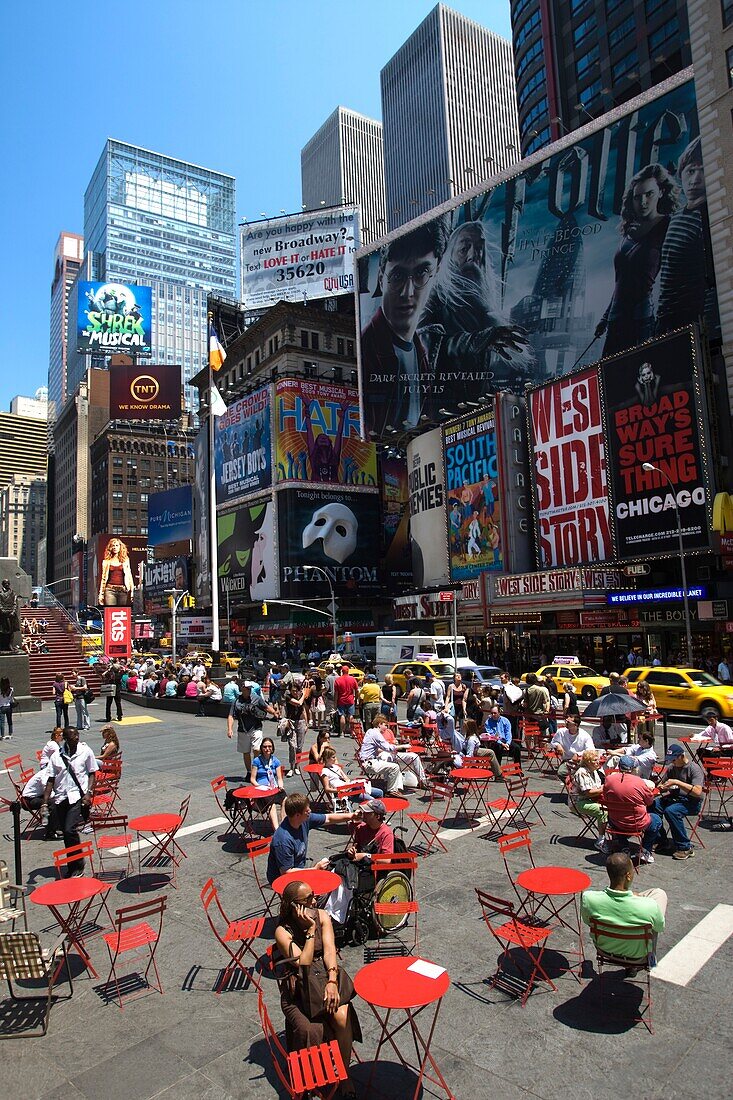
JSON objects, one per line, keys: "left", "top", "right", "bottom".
{"left": 208, "top": 311, "right": 221, "bottom": 653}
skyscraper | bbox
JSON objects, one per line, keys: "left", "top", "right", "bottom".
{"left": 381, "top": 4, "right": 520, "bottom": 231}
{"left": 48, "top": 232, "right": 84, "bottom": 424}
{"left": 79, "top": 140, "right": 237, "bottom": 410}
{"left": 511, "top": 0, "right": 692, "bottom": 155}
{"left": 301, "top": 107, "right": 387, "bottom": 243}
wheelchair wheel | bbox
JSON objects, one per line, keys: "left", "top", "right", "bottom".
{"left": 351, "top": 916, "right": 371, "bottom": 946}
{"left": 372, "top": 871, "right": 413, "bottom": 936}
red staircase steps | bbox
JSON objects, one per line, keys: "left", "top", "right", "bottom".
{"left": 20, "top": 607, "right": 104, "bottom": 701}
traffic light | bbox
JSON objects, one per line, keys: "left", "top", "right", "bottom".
{"left": 262, "top": 601, "right": 268, "bottom": 617}
{"left": 184, "top": 595, "right": 196, "bottom": 609}
{"left": 167, "top": 595, "right": 175, "bottom": 609}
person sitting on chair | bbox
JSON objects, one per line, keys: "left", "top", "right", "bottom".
{"left": 642, "top": 744, "right": 704, "bottom": 862}
{"left": 267, "top": 793, "right": 359, "bottom": 885}
{"left": 274, "top": 879, "right": 360, "bottom": 1098}
{"left": 570, "top": 749, "right": 609, "bottom": 853}
{"left": 581, "top": 851, "right": 667, "bottom": 966}
{"left": 603, "top": 754, "right": 656, "bottom": 861}
{"left": 319, "top": 746, "right": 383, "bottom": 809}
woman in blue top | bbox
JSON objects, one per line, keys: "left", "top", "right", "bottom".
{"left": 250, "top": 737, "right": 286, "bottom": 831}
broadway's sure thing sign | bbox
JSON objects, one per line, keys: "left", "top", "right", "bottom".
{"left": 274, "top": 380, "right": 376, "bottom": 487}
{"left": 529, "top": 367, "right": 611, "bottom": 568}
{"left": 601, "top": 327, "right": 712, "bottom": 559}
{"left": 214, "top": 385, "right": 272, "bottom": 504}
{"left": 240, "top": 207, "right": 360, "bottom": 310}
{"left": 110, "top": 364, "right": 181, "bottom": 419}
{"left": 357, "top": 79, "right": 719, "bottom": 437}
{"left": 77, "top": 281, "right": 152, "bottom": 355}
{"left": 443, "top": 405, "right": 503, "bottom": 580}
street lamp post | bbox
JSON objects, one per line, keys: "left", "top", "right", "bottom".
{"left": 641, "top": 462, "right": 693, "bottom": 665}
{"left": 167, "top": 589, "right": 189, "bottom": 666}
{"left": 302, "top": 566, "right": 337, "bottom": 655}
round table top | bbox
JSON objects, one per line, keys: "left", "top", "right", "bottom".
{"left": 302, "top": 762, "right": 324, "bottom": 775}
{"left": 129, "top": 813, "right": 183, "bottom": 832}
{"left": 381, "top": 796, "right": 410, "bottom": 812}
{"left": 516, "top": 866, "right": 592, "bottom": 896}
{"left": 678, "top": 737, "right": 711, "bottom": 744}
{"left": 232, "top": 785, "right": 277, "bottom": 800}
{"left": 450, "top": 767, "right": 494, "bottom": 781}
{"left": 354, "top": 955, "right": 450, "bottom": 1009}
{"left": 271, "top": 868, "right": 341, "bottom": 896}
{"left": 31, "top": 876, "right": 111, "bottom": 906}
{"left": 709, "top": 766, "right": 733, "bottom": 778}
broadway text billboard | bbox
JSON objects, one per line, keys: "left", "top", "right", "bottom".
{"left": 357, "top": 78, "right": 718, "bottom": 437}
{"left": 77, "top": 281, "right": 152, "bottom": 355}
{"left": 214, "top": 385, "right": 272, "bottom": 504}
{"left": 444, "top": 406, "right": 503, "bottom": 580}
{"left": 275, "top": 379, "right": 376, "bottom": 487}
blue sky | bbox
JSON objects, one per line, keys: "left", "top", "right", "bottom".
{"left": 0, "top": 0, "right": 511, "bottom": 414}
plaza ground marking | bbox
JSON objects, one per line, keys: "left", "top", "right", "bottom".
{"left": 437, "top": 809, "right": 509, "bottom": 841}
{"left": 110, "top": 815, "right": 227, "bottom": 855}
{"left": 114, "top": 715, "right": 162, "bottom": 726}
{"left": 653, "top": 903, "right": 733, "bottom": 986}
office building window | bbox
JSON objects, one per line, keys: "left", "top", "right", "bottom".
{"left": 579, "top": 79, "right": 603, "bottom": 107}
{"left": 649, "top": 17, "right": 679, "bottom": 54}
{"left": 573, "top": 15, "right": 597, "bottom": 45}
{"left": 515, "top": 10, "right": 541, "bottom": 50}
{"left": 609, "top": 14, "right": 634, "bottom": 47}
{"left": 723, "top": 0, "right": 733, "bottom": 28}
{"left": 577, "top": 44, "right": 600, "bottom": 78}
{"left": 612, "top": 50, "right": 638, "bottom": 81}
{"left": 728, "top": 45, "right": 733, "bottom": 86}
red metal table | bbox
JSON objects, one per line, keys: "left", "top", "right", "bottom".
{"left": 515, "top": 865, "right": 591, "bottom": 970}
{"left": 708, "top": 767, "right": 733, "bottom": 823}
{"left": 678, "top": 737, "right": 711, "bottom": 761}
{"left": 30, "top": 876, "right": 112, "bottom": 978}
{"left": 232, "top": 785, "right": 280, "bottom": 837}
{"left": 381, "top": 795, "right": 410, "bottom": 825}
{"left": 354, "top": 955, "right": 454, "bottom": 1099}
{"left": 271, "top": 868, "right": 341, "bottom": 897}
{"left": 129, "top": 812, "right": 184, "bottom": 886}
{"left": 449, "top": 767, "right": 494, "bottom": 827}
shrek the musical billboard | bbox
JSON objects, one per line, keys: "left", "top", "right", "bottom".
{"left": 357, "top": 78, "right": 718, "bottom": 436}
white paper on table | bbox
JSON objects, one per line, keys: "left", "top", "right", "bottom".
{"left": 407, "top": 959, "right": 446, "bottom": 980}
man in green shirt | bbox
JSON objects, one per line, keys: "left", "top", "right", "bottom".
{"left": 581, "top": 852, "right": 667, "bottom": 962}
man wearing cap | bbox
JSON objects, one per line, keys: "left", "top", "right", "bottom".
{"left": 334, "top": 664, "right": 360, "bottom": 736}
{"left": 348, "top": 799, "right": 395, "bottom": 860}
{"left": 603, "top": 754, "right": 656, "bottom": 858}
{"left": 642, "top": 744, "right": 704, "bottom": 861}
{"left": 359, "top": 674, "right": 381, "bottom": 728}
{"left": 425, "top": 672, "right": 445, "bottom": 707}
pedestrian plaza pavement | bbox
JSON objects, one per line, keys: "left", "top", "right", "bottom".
{"left": 1, "top": 701, "right": 732, "bottom": 1100}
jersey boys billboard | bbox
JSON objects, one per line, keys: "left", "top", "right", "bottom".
{"left": 241, "top": 207, "right": 360, "bottom": 310}
{"left": 529, "top": 367, "right": 611, "bottom": 568}
{"left": 77, "top": 282, "right": 152, "bottom": 355}
{"left": 357, "top": 78, "right": 718, "bottom": 437}
{"left": 214, "top": 385, "right": 272, "bottom": 505}
{"left": 601, "top": 328, "right": 712, "bottom": 559}
{"left": 274, "top": 380, "right": 376, "bottom": 487}
{"left": 444, "top": 407, "right": 503, "bottom": 580}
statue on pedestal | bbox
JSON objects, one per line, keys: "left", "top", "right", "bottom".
{"left": 0, "top": 579, "right": 22, "bottom": 654}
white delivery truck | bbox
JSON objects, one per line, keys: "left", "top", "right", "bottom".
{"left": 376, "top": 634, "right": 479, "bottom": 681}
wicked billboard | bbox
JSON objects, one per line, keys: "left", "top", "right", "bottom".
{"left": 357, "top": 78, "right": 718, "bottom": 437}
{"left": 601, "top": 326, "right": 712, "bottom": 559}
{"left": 277, "top": 487, "right": 382, "bottom": 596}
{"left": 217, "top": 499, "right": 279, "bottom": 603}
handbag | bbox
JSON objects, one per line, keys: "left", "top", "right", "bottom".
{"left": 100, "top": 683, "right": 115, "bottom": 696}
{"left": 84, "top": 689, "right": 95, "bottom": 704}
{"left": 62, "top": 686, "right": 73, "bottom": 705}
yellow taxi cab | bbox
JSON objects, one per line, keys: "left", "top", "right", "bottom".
{"left": 388, "top": 660, "right": 456, "bottom": 698}
{"left": 523, "top": 660, "right": 610, "bottom": 700}
{"left": 316, "top": 661, "right": 365, "bottom": 686}
{"left": 623, "top": 666, "right": 733, "bottom": 720}
{"left": 136, "top": 651, "right": 163, "bottom": 667}
{"left": 185, "top": 650, "right": 213, "bottom": 667}
{"left": 218, "top": 651, "right": 242, "bottom": 671}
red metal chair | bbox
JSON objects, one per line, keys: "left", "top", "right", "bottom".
{"left": 15, "top": 769, "right": 47, "bottom": 838}
{"left": 211, "top": 775, "right": 245, "bottom": 840}
{"left": 496, "top": 828, "right": 535, "bottom": 907}
{"left": 4, "top": 755, "right": 26, "bottom": 799}
{"left": 407, "top": 779, "right": 452, "bottom": 855}
{"left": 564, "top": 775, "right": 602, "bottom": 844}
{"left": 588, "top": 918, "right": 654, "bottom": 1033}
{"left": 475, "top": 888, "right": 556, "bottom": 1006}
{"left": 521, "top": 721, "right": 544, "bottom": 772}
{"left": 604, "top": 822, "right": 643, "bottom": 871}
{"left": 257, "top": 989, "right": 349, "bottom": 1099}
{"left": 487, "top": 776, "right": 542, "bottom": 833}
{"left": 102, "top": 895, "right": 167, "bottom": 1008}
{"left": 93, "top": 814, "right": 134, "bottom": 878}
{"left": 246, "top": 837, "right": 276, "bottom": 917}
{"left": 200, "top": 878, "right": 266, "bottom": 992}
{"left": 53, "top": 841, "right": 96, "bottom": 878}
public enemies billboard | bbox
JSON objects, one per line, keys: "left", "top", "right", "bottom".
{"left": 275, "top": 380, "right": 376, "bottom": 487}
{"left": 601, "top": 327, "right": 712, "bottom": 559}
{"left": 217, "top": 499, "right": 279, "bottom": 603}
{"left": 214, "top": 385, "right": 272, "bottom": 505}
{"left": 241, "top": 206, "right": 360, "bottom": 310}
{"left": 110, "top": 364, "right": 181, "bottom": 419}
{"left": 277, "top": 487, "right": 382, "bottom": 596}
{"left": 77, "top": 281, "right": 152, "bottom": 355}
{"left": 444, "top": 406, "right": 503, "bottom": 580}
{"left": 357, "top": 78, "right": 718, "bottom": 437}
{"left": 406, "top": 428, "right": 450, "bottom": 588}
{"left": 529, "top": 367, "right": 612, "bottom": 568}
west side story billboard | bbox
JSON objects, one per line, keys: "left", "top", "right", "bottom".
{"left": 214, "top": 385, "right": 272, "bottom": 505}
{"left": 241, "top": 207, "right": 360, "bottom": 310}
{"left": 77, "top": 281, "right": 153, "bottom": 355}
{"left": 357, "top": 77, "right": 719, "bottom": 437}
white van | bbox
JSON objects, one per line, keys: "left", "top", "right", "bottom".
{"left": 376, "top": 635, "right": 479, "bottom": 681}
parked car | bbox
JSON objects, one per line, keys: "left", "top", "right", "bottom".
{"left": 624, "top": 666, "right": 733, "bottom": 720}
{"left": 523, "top": 663, "right": 610, "bottom": 700}
{"left": 387, "top": 660, "right": 456, "bottom": 697}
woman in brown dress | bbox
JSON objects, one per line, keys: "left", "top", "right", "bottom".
{"left": 274, "top": 879, "right": 360, "bottom": 1096}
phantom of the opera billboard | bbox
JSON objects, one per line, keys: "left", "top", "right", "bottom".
{"left": 217, "top": 499, "right": 279, "bottom": 604}
{"left": 357, "top": 78, "right": 718, "bottom": 437}
{"left": 214, "top": 385, "right": 272, "bottom": 505}
{"left": 601, "top": 327, "right": 712, "bottom": 559}
{"left": 77, "top": 281, "right": 153, "bottom": 355}
{"left": 443, "top": 406, "right": 503, "bottom": 580}
{"left": 274, "top": 379, "right": 376, "bottom": 487}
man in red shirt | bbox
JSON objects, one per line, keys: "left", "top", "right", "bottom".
{"left": 603, "top": 755, "right": 656, "bottom": 854}
{"left": 348, "top": 800, "right": 395, "bottom": 859}
{"left": 334, "top": 664, "right": 360, "bottom": 736}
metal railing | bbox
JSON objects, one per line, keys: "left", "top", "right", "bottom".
{"left": 26, "top": 587, "right": 105, "bottom": 658}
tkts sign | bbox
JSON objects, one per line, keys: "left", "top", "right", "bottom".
{"left": 104, "top": 607, "right": 131, "bottom": 660}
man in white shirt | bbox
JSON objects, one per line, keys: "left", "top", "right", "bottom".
{"left": 358, "top": 725, "right": 416, "bottom": 793}
{"left": 42, "top": 727, "right": 98, "bottom": 875}
{"left": 21, "top": 764, "right": 57, "bottom": 839}
{"left": 425, "top": 672, "right": 445, "bottom": 706}
{"left": 607, "top": 731, "right": 658, "bottom": 779}
{"left": 551, "top": 717, "right": 595, "bottom": 777}
{"left": 192, "top": 660, "right": 207, "bottom": 682}
{"left": 699, "top": 713, "right": 733, "bottom": 767}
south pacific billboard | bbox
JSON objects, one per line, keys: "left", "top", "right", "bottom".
{"left": 357, "top": 78, "right": 718, "bottom": 437}
{"left": 241, "top": 206, "right": 360, "bottom": 310}
{"left": 444, "top": 406, "right": 503, "bottom": 580}
{"left": 214, "top": 385, "right": 272, "bottom": 505}
{"left": 274, "top": 379, "right": 376, "bottom": 487}
{"left": 77, "top": 281, "right": 152, "bottom": 355}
